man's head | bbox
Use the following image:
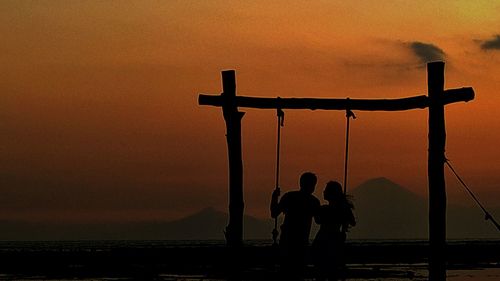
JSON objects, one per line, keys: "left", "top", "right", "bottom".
{"left": 299, "top": 172, "right": 317, "bottom": 194}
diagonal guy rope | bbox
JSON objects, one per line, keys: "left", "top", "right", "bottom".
{"left": 445, "top": 157, "right": 500, "bottom": 232}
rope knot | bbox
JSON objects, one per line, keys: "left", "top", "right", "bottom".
{"left": 277, "top": 97, "right": 285, "bottom": 127}
{"left": 346, "top": 98, "right": 356, "bottom": 119}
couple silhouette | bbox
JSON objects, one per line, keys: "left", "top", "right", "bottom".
{"left": 270, "top": 172, "right": 356, "bottom": 281}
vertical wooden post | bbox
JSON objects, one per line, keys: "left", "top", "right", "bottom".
{"left": 221, "top": 70, "right": 245, "bottom": 247}
{"left": 427, "top": 61, "right": 447, "bottom": 281}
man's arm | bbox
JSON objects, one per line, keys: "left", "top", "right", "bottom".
{"left": 270, "top": 188, "right": 281, "bottom": 218}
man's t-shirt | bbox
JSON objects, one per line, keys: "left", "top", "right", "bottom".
{"left": 278, "top": 190, "right": 320, "bottom": 246}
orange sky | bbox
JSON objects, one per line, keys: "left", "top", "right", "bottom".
{"left": 1, "top": 1, "right": 500, "bottom": 222}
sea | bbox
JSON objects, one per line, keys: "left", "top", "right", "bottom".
{"left": 0, "top": 239, "right": 498, "bottom": 280}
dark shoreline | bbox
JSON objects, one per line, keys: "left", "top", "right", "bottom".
{"left": 0, "top": 240, "right": 498, "bottom": 280}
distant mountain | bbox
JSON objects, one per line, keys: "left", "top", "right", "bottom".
{"left": 0, "top": 207, "right": 273, "bottom": 241}
{"left": 349, "top": 177, "right": 427, "bottom": 239}
{"left": 150, "top": 207, "right": 228, "bottom": 240}
{"left": 348, "top": 177, "right": 500, "bottom": 239}
{"left": 0, "top": 179, "right": 497, "bottom": 240}
{"left": 145, "top": 207, "right": 271, "bottom": 240}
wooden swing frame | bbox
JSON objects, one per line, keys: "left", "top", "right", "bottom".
{"left": 198, "top": 62, "right": 475, "bottom": 280}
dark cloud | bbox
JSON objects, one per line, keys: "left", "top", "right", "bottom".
{"left": 480, "top": 35, "right": 500, "bottom": 50}
{"left": 409, "top": 42, "right": 445, "bottom": 63}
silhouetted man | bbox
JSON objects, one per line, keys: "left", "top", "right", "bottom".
{"left": 270, "top": 172, "right": 320, "bottom": 279}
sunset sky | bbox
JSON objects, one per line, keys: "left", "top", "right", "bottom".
{"left": 1, "top": 1, "right": 500, "bottom": 223}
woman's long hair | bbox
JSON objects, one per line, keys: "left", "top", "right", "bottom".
{"left": 324, "top": 181, "right": 356, "bottom": 230}
{"left": 324, "top": 181, "right": 354, "bottom": 210}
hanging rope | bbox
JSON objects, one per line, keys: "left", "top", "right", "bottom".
{"left": 341, "top": 106, "right": 356, "bottom": 236}
{"left": 343, "top": 105, "right": 356, "bottom": 195}
{"left": 272, "top": 103, "right": 285, "bottom": 246}
{"left": 445, "top": 157, "right": 500, "bottom": 232}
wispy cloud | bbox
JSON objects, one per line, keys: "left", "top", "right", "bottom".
{"left": 409, "top": 42, "right": 445, "bottom": 63}
{"left": 480, "top": 35, "right": 500, "bottom": 50}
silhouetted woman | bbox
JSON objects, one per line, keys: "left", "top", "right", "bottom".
{"left": 312, "top": 181, "right": 356, "bottom": 281}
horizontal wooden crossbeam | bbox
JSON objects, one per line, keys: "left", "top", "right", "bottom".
{"left": 199, "top": 87, "right": 474, "bottom": 111}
